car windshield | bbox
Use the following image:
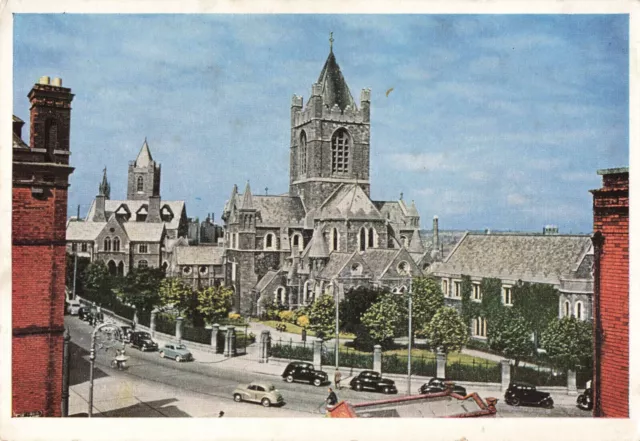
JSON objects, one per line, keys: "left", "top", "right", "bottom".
{"left": 139, "top": 332, "right": 151, "bottom": 338}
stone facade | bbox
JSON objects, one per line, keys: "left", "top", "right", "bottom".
{"left": 591, "top": 167, "right": 629, "bottom": 418}
{"left": 12, "top": 76, "right": 74, "bottom": 417}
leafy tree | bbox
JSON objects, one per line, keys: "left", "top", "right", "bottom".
{"left": 487, "top": 309, "right": 535, "bottom": 366}
{"left": 119, "top": 266, "right": 165, "bottom": 312}
{"left": 409, "top": 277, "right": 445, "bottom": 338}
{"left": 424, "top": 307, "right": 469, "bottom": 354}
{"left": 513, "top": 282, "right": 559, "bottom": 347}
{"left": 196, "top": 285, "right": 234, "bottom": 324}
{"left": 158, "top": 277, "right": 195, "bottom": 314}
{"left": 65, "top": 253, "right": 91, "bottom": 295}
{"left": 82, "top": 261, "right": 117, "bottom": 306}
{"left": 361, "top": 294, "right": 401, "bottom": 346}
{"left": 540, "top": 316, "right": 593, "bottom": 371}
{"left": 308, "top": 294, "right": 336, "bottom": 340}
{"left": 339, "top": 287, "right": 383, "bottom": 333}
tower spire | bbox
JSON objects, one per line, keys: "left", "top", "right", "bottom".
{"left": 98, "top": 166, "right": 111, "bottom": 199}
{"left": 242, "top": 180, "right": 254, "bottom": 210}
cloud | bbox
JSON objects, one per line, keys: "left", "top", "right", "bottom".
{"left": 388, "top": 153, "right": 459, "bottom": 172}
{"left": 506, "top": 193, "right": 529, "bottom": 207}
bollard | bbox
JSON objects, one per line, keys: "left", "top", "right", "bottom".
{"left": 259, "top": 330, "right": 270, "bottom": 363}
{"left": 500, "top": 359, "right": 511, "bottom": 392}
{"left": 313, "top": 340, "right": 322, "bottom": 370}
{"left": 176, "top": 316, "right": 184, "bottom": 344}
{"left": 436, "top": 351, "right": 446, "bottom": 379}
{"left": 373, "top": 345, "right": 382, "bottom": 373}
{"left": 567, "top": 370, "right": 578, "bottom": 396}
{"left": 150, "top": 310, "right": 157, "bottom": 338}
{"left": 211, "top": 323, "right": 220, "bottom": 352}
{"left": 224, "top": 326, "right": 235, "bottom": 358}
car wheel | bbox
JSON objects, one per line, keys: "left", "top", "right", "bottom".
{"left": 159, "top": 351, "right": 164, "bottom": 358}
{"left": 384, "top": 387, "right": 391, "bottom": 394}
{"left": 355, "top": 383, "right": 363, "bottom": 391}
{"left": 261, "top": 398, "right": 271, "bottom": 408}
{"left": 543, "top": 399, "right": 554, "bottom": 409}
{"left": 286, "top": 375, "right": 294, "bottom": 383}
{"left": 175, "top": 355, "right": 182, "bottom": 362}
{"left": 313, "top": 378, "right": 322, "bottom": 387}
{"left": 511, "top": 397, "right": 521, "bottom": 406}
{"left": 234, "top": 394, "right": 242, "bottom": 403}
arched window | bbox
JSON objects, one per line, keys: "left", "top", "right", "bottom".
{"left": 400, "top": 235, "right": 408, "bottom": 248}
{"left": 275, "top": 287, "right": 286, "bottom": 304}
{"left": 137, "top": 176, "right": 144, "bottom": 192}
{"left": 303, "top": 281, "right": 311, "bottom": 305}
{"left": 113, "top": 237, "right": 120, "bottom": 252}
{"left": 291, "top": 233, "right": 303, "bottom": 251}
{"left": 368, "top": 228, "right": 375, "bottom": 248}
{"left": 574, "top": 301, "right": 584, "bottom": 320}
{"left": 331, "top": 228, "right": 339, "bottom": 252}
{"left": 103, "top": 237, "right": 111, "bottom": 251}
{"left": 359, "top": 228, "right": 366, "bottom": 252}
{"left": 117, "top": 261, "right": 124, "bottom": 276}
{"left": 265, "top": 233, "right": 276, "bottom": 250}
{"left": 331, "top": 128, "right": 350, "bottom": 174}
{"left": 299, "top": 131, "right": 307, "bottom": 175}
{"left": 162, "top": 261, "right": 168, "bottom": 274}
{"left": 564, "top": 300, "right": 570, "bottom": 318}
{"left": 107, "top": 260, "right": 117, "bottom": 275}
{"left": 138, "top": 260, "right": 148, "bottom": 268}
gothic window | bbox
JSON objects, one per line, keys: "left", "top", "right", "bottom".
{"left": 265, "top": 233, "right": 276, "bottom": 250}
{"left": 139, "top": 244, "right": 148, "bottom": 253}
{"left": 137, "top": 176, "right": 144, "bottom": 192}
{"left": 574, "top": 301, "right": 584, "bottom": 320}
{"left": 107, "top": 260, "right": 117, "bottom": 275}
{"left": 473, "top": 317, "right": 487, "bottom": 338}
{"left": 299, "top": 131, "right": 307, "bottom": 175}
{"left": 368, "top": 228, "right": 375, "bottom": 248}
{"left": 303, "top": 281, "right": 311, "bottom": 305}
{"left": 104, "top": 237, "right": 111, "bottom": 251}
{"left": 117, "top": 261, "right": 124, "bottom": 276}
{"left": 331, "top": 128, "right": 350, "bottom": 174}
{"left": 292, "top": 233, "right": 302, "bottom": 251}
{"left": 162, "top": 261, "right": 168, "bottom": 274}
{"left": 138, "top": 260, "right": 148, "bottom": 269}
{"left": 113, "top": 237, "right": 121, "bottom": 252}
{"left": 331, "top": 228, "right": 339, "bottom": 252}
{"left": 359, "top": 228, "right": 366, "bottom": 252}
{"left": 400, "top": 235, "right": 408, "bottom": 248}
{"left": 564, "top": 300, "right": 570, "bottom": 317}
{"left": 275, "top": 286, "right": 286, "bottom": 304}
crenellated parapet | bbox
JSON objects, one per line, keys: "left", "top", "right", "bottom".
{"left": 291, "top": 87, "right": 371, "bottom": 127}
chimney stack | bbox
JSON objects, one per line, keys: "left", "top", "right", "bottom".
{"left": 433, "top": 215, "right": 439, "bottom": 252}
{"left": 147, "top": 195, "right": 161, "bottom": 223}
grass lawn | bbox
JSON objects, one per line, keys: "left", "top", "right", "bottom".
{"left": 258, "top": 320, "right": 356, "bottom": 339}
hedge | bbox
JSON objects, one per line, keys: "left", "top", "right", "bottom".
{"left": 382, "top": 353, "right": 436, "bottom": 377}
{"left": 182, "top": 325, "right": 211, "bottom": 345}
{"left": 447, "top": 358, "right": 501, "bottom": 383}
{"left": 269, "top": 341, "right": 313, "bottom": 361}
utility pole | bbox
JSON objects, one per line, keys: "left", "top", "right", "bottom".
{"left": 407, "top": 275, "right": 413, "bottom": 395}
{"left": 72, "top": 204, "right": 79, "bottom": 299}
{"left": 333, "top": 279, "right": 339, "bottom": 370}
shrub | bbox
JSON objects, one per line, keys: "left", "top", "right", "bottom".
{"left": 278, "top": 310, "right": 296, "bottom": 324}
{"left": 269, "top": 341, "right": 313, "bottom": 361}
{"left": 228, "top": 312, "right": 241, "bottom": 321}
{"left": 275, "top": 323, "right": 287, "bottom": 332}
{"left": 296, "top": 315, "right": 310, "bottom": 329}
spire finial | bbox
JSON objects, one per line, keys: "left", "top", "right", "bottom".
{"left": 329, "top": 32, "right": 334, "bottom": 51}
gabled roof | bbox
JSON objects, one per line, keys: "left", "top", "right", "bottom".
{"left": 308, "top": 231, "right": 329, "bottom": 259}
{"left": 317, "top": 49, "right": 356, "bottom": 111}
{"left": 122, "top": 222, "right": 165, "bottom": 242}
{"left": 436, "top": 233, "right": 593, "bottom": 284}
{"left": 254, "top": 270, "right": 280, "bottom": 293}
{"left": 319, "top": 184, "right": 382, "bottom": 220}
{"left": 175, "top": 246, "right": 224, "bottom": 265}
{"left": 318, "top": 252, "right": 352, "bottom": 279}
{"left": 66, "top": 221, "right": 107, "bottom": 241}
{"left": 236, "top": 194, "right": 306, "bottom": 226}
{"left": 86, "top": 199, "right": 185, "bottom": 230}
{"left": 135, "top": 139, "right": 153, "bottom": 167}
{"left": 408, "top": 229, "right": 425, "bottom": 253}
{"left": 359, "top": 249, "right": 402, "bottom": 277}
{"left": 373, "top": 201, "right": 407, "bottom": 226}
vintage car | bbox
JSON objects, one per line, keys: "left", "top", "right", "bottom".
{"left": 66, "top": 299, "right": 81, "bottom": 315}
{"left": 130, "top": 331, "right": 159, "bottom": 352}
{"left": 418, "top": 377, "right": 467, "bottom": 396}
{"left": 349, "top": 371, "right": 398, "bottom": 394}
{"left": 233, "top": 381, "right": 284, "bottom": 407}
{"left": 504, "top": 382, "right": 554, "bottom": 408}
{"left": 159, "top": 343, "right": 193, "bottom": 362}
{"left": 78, "top": 306, "right": 91, "bottom": 321}
{"left": 281, "top": 361, "right": 328, "bottom": 387}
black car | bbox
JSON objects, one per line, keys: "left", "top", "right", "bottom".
{"left": 350, "top": 371, "right": 397, "bottom": 394}
{"left": 78, "top": 307, "right": 91, "bottom": 321}
{"left": 281, "top": 361, "right": 328, "bottom": 387}
{"left": 129, "top": 331, "right": 158, "bottom": 352}
{"left": 418, "top": 377, "right": 467, "bottom": 396}
{"left": 504, "top": 382, "right": 554, "bottom": 408}
{"left": 119, "top": 326, "right": 133, "bottom": 343}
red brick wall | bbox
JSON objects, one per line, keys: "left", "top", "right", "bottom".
{"left": 592, "top": 171, "right": 629, "bottom": 418}
{"left": 12, "top": 186, "right": 68, "bottom": 417}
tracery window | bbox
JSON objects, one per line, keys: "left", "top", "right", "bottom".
{"left": 331, "top": 129, "right": 350, "bottom": 174}
{"left": 299, "top": 131, "right": 307, "bottom": 175}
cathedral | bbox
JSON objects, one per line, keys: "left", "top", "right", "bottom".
{"left": 222, "top": 43, "right": 434, "bottom": 314}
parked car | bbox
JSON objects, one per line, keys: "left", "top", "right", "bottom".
{"left": 504, "top": 382, "right": 554, "bottom": 408}
{"left": 78, "top": 307, "right": 91, "bottom": 321}
{"left": 159, "top": 343, "right": 193, "bottom": 362}
{"left": 281, "top": 361, "right": 328, "bottom": 387}
{"left": 129, "top": 331, "right": 158, "bottom": 352}
{"left": 119, "top": 326, "right": 133, "bottom": 344}
{"left": 349, "top": 370, "right": 398, "bottom": 394}
{"left": 418, "top": 377, "right": 467, "bottom": 396}
{"left": 66, "top": 300, "right": 81, "bottom": 315}
{"left": 233, "top": 381, "right": 284, "bottom": 408}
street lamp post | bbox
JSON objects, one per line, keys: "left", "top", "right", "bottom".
{"left": 407, "top": 276, "right": 413, "bottom": 396}
{"left": 333, "top": 279, "right": 339, "bottom": 370}
{"left": 88, "top": 323, "right": 122, "bottom": 417}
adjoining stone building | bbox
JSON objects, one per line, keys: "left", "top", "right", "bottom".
{"left": 429, "top": 231, "right": 594, "bottom": 340}
{"left": 222, "top": 44, "right": 434, "bottom": 314}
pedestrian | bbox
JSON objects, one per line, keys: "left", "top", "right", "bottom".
{"left": 334, "top": 368, "right": 342, "bottom": 390}
{"left": 326, "top": 387, "right": 338, "bottom": 408}
{"left": 218, "top": 411, "right": 224, "bottom": 417}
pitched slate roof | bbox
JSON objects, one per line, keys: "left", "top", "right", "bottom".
{"left": 86, "top": 199, "right": 185, "bottom": 230}
{"left": 319, "top": 184, "right": 383, "bottom": 220}
{"left": 66, "top": 220, "right": 107, "bottom": 241}
{"left": 436, "top": 233, "right": 593, "bottom": 284}
{"left": 317, "top": 49, "right": 356, "bottom": 111}
{"left": 254, "top": 270, "right": 280, "bottom": 293}
{"left": 135, "top": 139, "right": 153, "bottom": 167}
{"left": 408, "top": 229, "right": 425, "bottom": 253}
{"left": 308, "top": 232, "right": 329, "bottom": 259}
{"left": 13, "top": 133, "right": 29, "bottom": 149}
{"left": 359, "top": 249, "right": 401, "bottom": 277}
{"left": 373, "top": 201, "right": 407, "bottom": 226}
{"left": 123, "top": 222, "right": 165, "bottom": 242}
{"left": 318, "top": 252, "right": 352, "bottom": 279}
{"left": 175, "top": 246, "right": 224, "bottom": 265}
{"left": 236, "top": 194, "right": 306, "bottom": 226}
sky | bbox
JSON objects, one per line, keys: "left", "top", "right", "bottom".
{"left": 13, "top": 14, "right": 628, "bottom": 233}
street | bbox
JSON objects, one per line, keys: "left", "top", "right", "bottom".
{"left": 66, "top": 316, "right": 590, "bottom": 418}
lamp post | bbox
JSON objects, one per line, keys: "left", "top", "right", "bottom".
{"left": 88, "top": 323, "right": 122, "bottom": 417}
{"left": 407, "top": 276, "right": 413, "bottom": 395}
{"left": 332, "top": 279, "right": 339, "bottom": 370}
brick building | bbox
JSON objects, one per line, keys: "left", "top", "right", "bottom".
{"left": 12, "top": 76, "right": 75, "bottom": 417}
{"left": 591, "top": 167, "right": 629, "bottom": 417}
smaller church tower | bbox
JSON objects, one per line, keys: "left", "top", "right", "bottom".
{"left": 127, "top": 139, "right": 161, "bottom": 200}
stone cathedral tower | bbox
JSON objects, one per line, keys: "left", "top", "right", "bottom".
{"left": 127, "top": 139, "right": 161, "bottom": 200}
{"left": 289, "top": 38, "right": 371, "bottom": 211}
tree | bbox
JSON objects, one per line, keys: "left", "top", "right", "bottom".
{"left": 409, "top": 277, "right": 444, "bottom": 338}
{"left": 361, "top": 294, "right": 401, "bottom": 347}
{"left": 65, "top": 253, "right": 91, "bottom": 296}
{"left": 540, "top": 316, "right": 593, "bottom": 371}
{"left": 339, "top": 287, "right": 383, "bottom": 333}
{"left": 196, "top": 285, "right": 234, "bottom": 324}
{"left": 119, "top": 266, "right": 165, "bottom": 311}
{"left": 487, "top": 309, "right": 535, "bottom": 366}
{"left": 82, "top": 261, "right": 117, "bottom": 306}
{"left": 308, "top": 294, "right": 336, "bottom": 340}
{"left": 158, "top": 277, "right": 194, "bottom": 314}
{"left": 423, "top": 307, "right": 469, "bottom": 354}
{"left": 513, "top": 282, "right": 559, "bottom": 347}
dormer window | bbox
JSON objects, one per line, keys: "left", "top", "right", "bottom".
{"left": 397, "top": 261, "right": 410, "bottom": 276}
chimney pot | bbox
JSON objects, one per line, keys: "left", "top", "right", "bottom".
{"left": 52, "top": 77, "right": 62, "bottom": 87}
{"left": 39, "top": 76, "right": 50, "bottom": 85}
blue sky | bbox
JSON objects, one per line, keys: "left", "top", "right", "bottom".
{"left": 13, "top": 14, "right": 628, "bottom": 233}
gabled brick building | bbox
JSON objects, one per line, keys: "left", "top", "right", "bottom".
{"left": 12, "top": 76, "right": 74, "bottom": 417}
{"left": 591, "top": 167, "right": 629, "bottom": 417}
